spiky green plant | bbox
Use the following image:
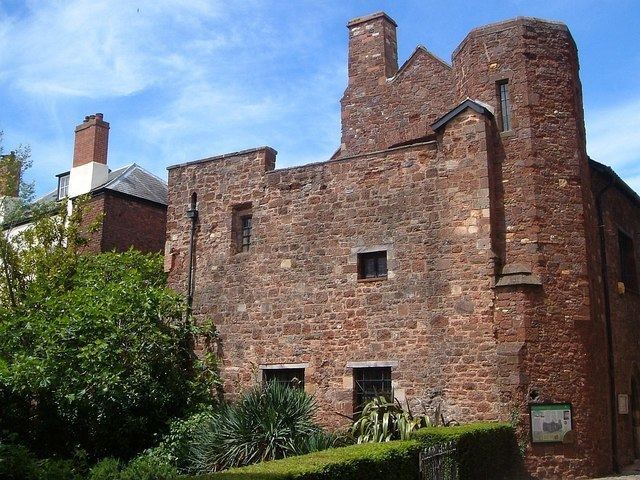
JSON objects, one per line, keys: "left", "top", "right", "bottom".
{"left": 189, "top": 382, "right": 331, "bottom": 473}
{"left": 351, "top": 396, "right": 431, "bottom": 443}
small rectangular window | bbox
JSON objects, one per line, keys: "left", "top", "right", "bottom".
{"left": 353, "top": 367, "right": 392, "bottom": 415}
{"left": 619, "top": 230, "right": 638, "bottom": 292}
{"left": 240, "top": 215, "right": 252, "bottom": 252}
{"left": 232, "top": 203, "right": 252, "bottom": 253}
{"left": 497, "top": 80, "right": 511, "bottom": 132}
{"left": 58, "top": 174, "right": 70, "bottom": 200}
{"left": 358, "top": 251, "right": 388, "bottom": 280}
{"left": 263, "top": 368, "right": 304, "bottom": 389}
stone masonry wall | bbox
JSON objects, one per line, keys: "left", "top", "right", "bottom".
{"left": 592, "top": 167, "right": 640, "bottom": 468}
{"left": 167, "top": 114, "right": 502, "bottom": 427}
{"left": 452, "top": 19, "right": 611, "bottom": 478}
{"left": 165, "top": 13, "right": 626, "bottom": 479}
{"left": 340, "top": 13, "right": 454, "bottom": 157}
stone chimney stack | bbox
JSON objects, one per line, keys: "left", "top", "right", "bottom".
{"left": 73, "top": 113, "right": 109, "bottom": 167}
{"left": 340, "top": 12, "right": 399, "bottom": 157}
{"left": 347, "top": 12, "right": 398, "bottom": 87}
{"left": 68, "top": 113, "right": 110, "bottom": 198}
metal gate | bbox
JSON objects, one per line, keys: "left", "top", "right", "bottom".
{"left": 419, "top": 441, "right": 458, "bottom": 480}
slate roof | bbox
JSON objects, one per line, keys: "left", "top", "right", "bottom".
{"left": 36, "top": 164, "right": 167, "bottom": 206}
{"left": 431, "top": 98, "right": 494, "bottom": 131}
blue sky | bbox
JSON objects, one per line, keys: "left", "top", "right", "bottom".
{"left": 0, "top": 0, "right": 639, "bottom": 197}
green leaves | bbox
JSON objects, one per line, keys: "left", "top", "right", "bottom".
{"left": 0, "top": 251, "right": 217, "bottom": 459}
{"left": 189, "top": 382, "right": 339, "bottom": 474}
{"left": 351, "top": 397, "right": 432, "bottom": 444}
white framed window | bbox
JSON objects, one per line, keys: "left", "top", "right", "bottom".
{"left": 58, "top": 174, "right": 70, "bottom": 199}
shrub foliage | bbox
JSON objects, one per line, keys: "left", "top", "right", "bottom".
{"left": 0, "top": 251, "right": 214, "bottom": 459}
{"left": 190, "top": 382, "right": 340, "bottom": 473}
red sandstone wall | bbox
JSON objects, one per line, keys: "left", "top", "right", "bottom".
{"left": 340, "top": 14, "right": 454, "bottom": 156}
{"left": 164, "top": 14, "right": 621, "bottom": 479}
{"left": 592, "top": 168, "right": 640, "bottom": 468}
{"left": 453, "top": 18, "right": 611, "bottom": 478}
{"left": 101, "top": 192, "right": 167, "bottom": 253}
{"left": 167, "top": 125, "right": 502, "bottom": 426}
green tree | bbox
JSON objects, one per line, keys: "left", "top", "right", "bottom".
{"left": 0, "top": 143, "right": 218, "bottom": 460}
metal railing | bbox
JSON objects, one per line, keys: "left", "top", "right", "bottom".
{"left": 419, "top": 441, "right": 458, "bottom": 480}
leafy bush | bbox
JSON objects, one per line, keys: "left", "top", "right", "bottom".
{"left": 0, "top": 442, "right": 39, "bottom": 480}
{"left": 185, "top": 422, "right": 521, "bottom": 480}
{"left": 0, "top": 251, "right": 217, "bottom": 459}
{"left": 87, "top": 458, "right": 121, "bottom": 480}
{"left": 190, "top": 382, "right": 335, "bottom": 473}
{"left": 119, "top": 455, "right": 178, "bottom": 480}
{"left": 0, "top": 443, "right": 88, "bottom": 480}
{"left": 145, "top": 406, "right": 216, "bottom": 472}
{"left": 351, "top": 396, "right": 431, "bottom": 443}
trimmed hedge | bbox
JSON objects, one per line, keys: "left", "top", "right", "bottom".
{"left": 184, "top": 422, "right": 521, "bottom": 480}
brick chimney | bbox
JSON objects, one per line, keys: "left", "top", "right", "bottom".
{"left": 0, "top": 152, "right": 20, "bottom": 198}
{"left": 346, "top": 12, "right": 398, "bottom": 87}
{"left": 73, "top": 113, "right": 109, "bottom": 167}
{"left": 68, "top": 113, "right": 110, "bottom": 197}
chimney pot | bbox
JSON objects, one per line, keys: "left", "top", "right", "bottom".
{"left": 73, "top": 113, "right": 110, "bottom": 167}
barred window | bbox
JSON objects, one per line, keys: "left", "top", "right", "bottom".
{"left": 358, "top": 251, "right": 388, "bottom": 280}
{"left": 263, "top": 368, "right": 304, "bottom": 389}
{"left": 353, "top": 367, "right": 392, "bottom": 415}
{"left": 232, "top": 203, "right": 253, "bottom": 253}
{"left": 497, "top": 80, "right": 511, "bottom": 132}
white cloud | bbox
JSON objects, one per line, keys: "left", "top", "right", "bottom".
{"left": 0, "top": 0, "right": 225, "bottom": 98}
{"left": 585, "top": 99, "right": 640, "bottom": 179}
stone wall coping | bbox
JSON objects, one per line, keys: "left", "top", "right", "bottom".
{"left": 387, "top": 45, "right": 452, "bottom": 85}
{"left": 452, "top": 16, "right": 570, "bottom": 61}
{"left": 347, "top": 11, "right": 397, "bottom": 28}
{"left": 266, "top": 140, "right": 437, "bottom": 176}
{"left": 259, "top": 363, "right": 309, "bottom": 370}
{"left": 167, "top": 146, "right": 278, "bottom": 171}
{"left": 346, "top": 361, "right": 399, "bottom": 368}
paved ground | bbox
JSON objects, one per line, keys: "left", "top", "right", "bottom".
{"left": 594, "top": 460, "right": 640, "bottom": 479}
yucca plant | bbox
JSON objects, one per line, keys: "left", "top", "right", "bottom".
{"left": 351, "top": 396, "right": 431, "bottom": 443}
{"left": 189, "top": 381, "right": 332, "bottom": 473}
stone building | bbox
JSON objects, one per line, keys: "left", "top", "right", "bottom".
{"left": 165, "top": 12, "right": 640, "bottom": 479}
{"left": 3, "top": 113, "right": 167, "bottom": 253}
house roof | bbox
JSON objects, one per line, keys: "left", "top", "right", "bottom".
{"left": 431, "top": 98, "right": 494, "bottom": 131}
{"left": 36, "top": 164, "right": 167, "bottom": 206}
{"left": 589, "top": 158, "right": 640, "bottom": 207}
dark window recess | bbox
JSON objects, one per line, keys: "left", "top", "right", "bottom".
{"left": 58, "top": 174, "right": 70, "bottom": 199}
{"left": 263, "top": 368, "right": 305, "bottom": 389}
{"left": 240, "top": 215, "right": 252, "bottom": 252}
{"left": 232, "top": 203, "right": 252, "bottom": 253}
{"left": 619, "top": 230, "right": 638, "bottom": 292}
{"left": 358, "top": 251, "right": 388, "bottom": 279}
{"left": 353, "top": 367, "right": 392, "bottom": 415}
{"left": 497, "top": 80, "right": 511, "bottom": 132}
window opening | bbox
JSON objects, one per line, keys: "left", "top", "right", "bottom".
{"left": 58, "top": 174, "right": 70, "bottom": 199}
{"left": 241, "top": 215, "right": 252, "bottom": 252}
{"left": 619, "top": 230, "right": 638, "bottom": 292}
{"left": 232, "top": 203, "right": 253, "bottom": 253}
{"left": 358, "top": 251, "right": 388, "bottom": 280}
{"left": 263, "top": 368, "right": 305, "bottom": 389}
{"left": 497, "top": 80, "right": 511, "bottom": 131}
{"left": 353, "top": 367, "right": 392, "bottom": 415}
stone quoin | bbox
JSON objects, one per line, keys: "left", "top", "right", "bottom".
{"left": 165, "top": 12, "right": 640, "bottom": 479}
